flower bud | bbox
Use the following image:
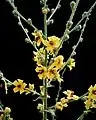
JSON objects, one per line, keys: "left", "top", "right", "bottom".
{"left": 82, "top": 12, "right": 87, "bottom": 18}
{"left": 79, "top": 37, "right": 83, "bottom": 42}
{"left": 70, "top": 1, "right": 76, "bottom": 10}
{"left": 51, "top": 8, "right": 55, "bottom": 13}
{"left": 75, "top": 25, "right": 82, "bottom": 31}
{"left": 27, "top": 18, "right": 32, "bottom": 25}
{"left": 25, "top": 38, "right": 31, "bottom": 44}
{"left": 58, "top": 4, "right": 61, "bottom": 9}
{"left": 66, "top": 21, "right": 73, "bottom": 29}
{"left": 64, "top": 33, "right": 69, "bottom": 40}
{"left": 42, "top": 8, "right": 49, "bottom": 14}
{"left": 4, "top": 107, "right": 11, "bottom": 113}
{"left": 12, "top": 10, "right": 18, "bottom": 18}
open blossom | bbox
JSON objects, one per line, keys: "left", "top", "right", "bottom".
{"left": 67, "top": 58, "right": 75, "bottom": 71}
{"left": 32, "top": 31, "right": 44, "bottom": 46}
{"left": 35, "top": 64, "right": 47, "bottom": 80}
{"left": 63, "top": 90, "right": 79, "bottom": 100}
{"left": 84, "top": 84, "right": 96, "bottom": 110}
{"left": 56, "top": 99, "right": 68, "bottom": 111}
{"left": 55, "top": 102, "right": 63, "bottom": 111}
{"left": 43, "top": 36, "right": 61, "bottom": 54}
{"left": 47, "top": 66, "right": 63, "bottom": 82}
{"left": 88, "top": 84, "right": 96, "bottom": 99}
{"left": 13, "top": 79, "right": 27, "bottom": 94}
{"left": 51, "top": 55, "right": 64, "bottom": 69}
{"left": 47, "top": 66, "right": 57, "bottom": 80}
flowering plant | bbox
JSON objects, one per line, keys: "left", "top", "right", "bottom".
{"left": 0, "top": 0, "right": 96, "bottom": 120}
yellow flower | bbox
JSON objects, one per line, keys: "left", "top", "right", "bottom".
{"left": 32, "top": 31, "right": 44, "bottom": 46}
{"left": 84, "top": 98, "right": 92, "bottom": 110}
{"left": 63, "top": 90, "right": 79, "bottom": 100}
{"left": 88, "top": 84, "right": 96, "bottom": 99}
{"left": 25, "top": 83, "right": 34, "bottom": 95}
{"left": 67, "top": 58, "right": 75, "bottom": 71}
{"left": 33, "top": 47, "right": 45, "bottom": 64}
{"left": 35, "top": 64, "right": 47, "bottom": 80}
{"left": 43, "top": 36, "right": 61, "bottom": 54}
{"left": 47, "top": 67, "right": 57, "bottom": 80}
{"left": 52, "top": 55, "right": 64, "bottom": 69}
{"left": 55, "top": 102, "right": 63, "bottom": 111}
{"left": 54, "top": 72, "right": 63, "bottom": 83}
{"left": 60, "top": 98, "right": 68, "bottom": 107}
{"left": 13, "top": 79, "right": 27, "bottom": 94}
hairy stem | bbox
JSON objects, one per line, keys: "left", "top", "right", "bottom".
{"left": 47, "top": 0, "right": 62, "bottom": 23}
{"left": 54, "top": 0, "right": 81, "bottom": 57}
{"left": 43, "top": 0, "right": 48, "bottom": 120}
{"left": 6, "top": 0, "right": 38, "bottom": 31}
{"left": 70, "top": 1, "right": 96, "bottom": 33}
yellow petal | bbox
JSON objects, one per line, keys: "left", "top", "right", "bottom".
{"left": 12, "top": 80, "right": 19, "bottom": 86}
{"left": 13, "top": 87, "right": 19, "bottom": 93}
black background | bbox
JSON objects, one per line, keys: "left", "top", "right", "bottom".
{"left": 0, "top": 0, "right": 96, "bottom": 120}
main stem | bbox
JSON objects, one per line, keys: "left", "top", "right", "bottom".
{"left": 43, "top": 0, "right": 47, "bottom": 120}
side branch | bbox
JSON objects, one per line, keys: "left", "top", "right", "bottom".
{"left": 47, "top": 0, "right": 62, "bottom": 23}
{"left": 6, "top": 0, "right": 38, "bottom": 31}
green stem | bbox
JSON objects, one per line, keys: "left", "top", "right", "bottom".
{"left": 43, "top": 0, "right": 48, "bottom": 120}
{"left": 55, "top": 0, "right": 81, "bottom": 57}
{"left": 6, "top": 0, "right": 38, "bottom": 31}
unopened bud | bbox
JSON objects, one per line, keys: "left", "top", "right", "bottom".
{"left": 27, "top": 18, "right": 32, "bottom": 25}
{"left": 66, "top": 21, "right": 73, "bottom": 29}
{"left": 4, "top": 107, "right": 11, "bottom": 113}
{"left": 79, "top": 38, "right": 83, "bottom": 42}
{"left": 75, "top": 25, "right": 82, "bottom": 31}
{"left": 70, "top": 1, "right": 76, "bottom": 10}
{"left": 42, "top": 8, "right": 49, "bottom": 14}
{"left": 51, "top": 8, "right": 55, "bottom": 13}
{"left": 40, "top": 0, "right": 44, "bottom": 5}
{"left": 25, "top": 38, "right": 31, "bottom": 43}
{"left": 72, "top": 51, "right": 76, "bottom": 56}
{"left": 0, "top": 71, "right": 3, "bottom": 78}
{"left": 47, "top": 19, "right": 54, "bottom": 25}
{"left": 72, "top": 45, "right": 76, "bottom": 50}
{"left": 25, "top": 28, "right": 28, "bottom": 33}
{"left": 18, "top": 21, "right": 21, "bottom": 26}
{"left": 12, "top": 10, "right": 18, "bottom": 18}
{"left": 66, "top": 29, "right": 70, "bottom": 34}
{"left": 64, "top": 33, "right": 69, "bottom": 40}
{"left": 82, "top": 12, "right": 87, "bottom": 18}
{"left": 58, "top": 4, "right": 61, "bottom": 9}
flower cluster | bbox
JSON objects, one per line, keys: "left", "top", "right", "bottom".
{"left": 84, "top": 84, "right": 96, "bottom": 110}
{"left": 56, "top": 90, "right": 79, "bottom": 111}
{"left": 32, "top": 31, "right": 75, "bottom": 83}
{"left": 0, "top": 107, "right": 12, "bottom": 120}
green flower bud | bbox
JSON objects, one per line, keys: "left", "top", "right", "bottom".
{"left": 75, "top": 25, "right": 82, "bottom": 31}
{"left": 66, "top": 21, "right": 73, "bottom": 29}
{"left": 42, "top": 7, "right": 49, "bottom": 14}
{"left": 4, "top": 107, "right": 11, "bottom": 113}
{"left": 25, "top": 38, "right": 31, "bottom": 44}
{"left": 70, "top": 1, "right": 76, "bottom": 10}
{"left": 27, "top": 18, "right": 32, "bottom": 25}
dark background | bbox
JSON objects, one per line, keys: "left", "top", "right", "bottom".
{"left": 0, "top": 0, "right": 96, "bottom": 120}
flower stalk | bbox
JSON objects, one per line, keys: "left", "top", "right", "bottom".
{"left": 43, "top": 0, "right": 48, "bottom": 119}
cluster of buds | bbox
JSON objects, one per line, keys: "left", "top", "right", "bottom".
{"left": 0, "top": 107, "right": 13, "bottom": 120}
